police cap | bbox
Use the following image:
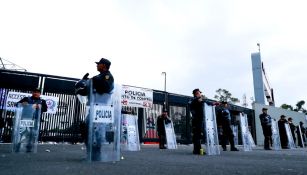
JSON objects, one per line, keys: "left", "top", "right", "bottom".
{"left": 32, "top": 88, "right": 41, "bottom": 93}
{"left": 262, "top": 108, "right": 268, "bottom": 111}
{"left": 95, "top": 58, "right": 111, "bottom": 68}
{"left": 192, "top": 88, "right": 202, "bottom": 95}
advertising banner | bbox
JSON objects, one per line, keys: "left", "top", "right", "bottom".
{"left": 121, "top": 85, "right": 153, "bottom": 108}
{"left": 5, "top": 91, "right": 59, "bottom": 114}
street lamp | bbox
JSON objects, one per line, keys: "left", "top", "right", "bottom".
{"left": 161, "top": 72, "right": 166, "bottom": 92}
{"left": 257, "top": 43, "right": 261, "bottom": 53}
{"left": 161, "top": 72, "right": 167, "bottom": 108}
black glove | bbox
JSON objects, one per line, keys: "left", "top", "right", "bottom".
{"left": 82, "top": 73, "right": 89, "bottom": 80}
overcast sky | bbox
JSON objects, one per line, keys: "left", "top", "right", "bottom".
{"left": 1, "top": 0, "right": 306, "bottom": 109}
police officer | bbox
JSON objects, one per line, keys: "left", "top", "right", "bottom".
{"left": 189, "top": 88, "right": 218, "bottom": 155}
{"left": 18, "top": 88, "right": 48, "bottom": 114}
{"left": 288, "top": 117, "right": 296, "bottom": 146}
{"left": 156, "top": 108, "right": 171, "bottom": 149}
{"left": 278, "top": 115, "right": 289, "bottom": 149}
{"left": 259, "top": 108, "right": 272, "bottom": 150}
{"left": 92, "top": 58, "right": 114, "bottom": 94}
{"left": 75, "top": 58, "right": 114, "bottom": 143}
{"left": 218, "top": 101, "right": 239, "bottom": 151}
{"left": 17, "top": 88, "right": 48, "bottom": 152}
{"left": 75, "top": 58, "right": 114, "bottom": 96}
{"left": 297, "top": 121, "right": 306, "bottom": 147}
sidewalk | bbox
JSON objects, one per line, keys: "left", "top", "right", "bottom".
{"left": 0, "top": 143, "right": 307, "bottom": 175}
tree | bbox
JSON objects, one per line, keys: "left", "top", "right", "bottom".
{"left": 281, "top": 101, "right": 307, "bottom": 114}
{"left": 213, "top": 88, "right": 240, "bottom": 104}
{"left": 294, "top": 100, "right": 307, "bottom": 114}
{"left": 280, "top": 104, "right": 294, "bottom": 111}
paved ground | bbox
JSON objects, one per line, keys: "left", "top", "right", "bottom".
{"left": 0, "top": 143, "right": 307, "bottom": 175}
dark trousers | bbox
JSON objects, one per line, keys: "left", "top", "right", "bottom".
{"left": 262, "top": 125, "right": 272, "bottom": 149}
{"left": 192, "top": 127, "right": 202, "bottom": 153}
{"left": 221, "top": 124, "right": 235, "bottom": 149}
{"left": 158, "top": 135, "right": 166, "bottom": 148}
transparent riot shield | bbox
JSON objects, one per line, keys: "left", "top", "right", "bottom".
{"left": 12, "top": 103, "right": 41, "bottom": 153}
{"left": 164, "top": 120, "right": 177, "bottom": 149}
{"left": 297, "top": 125, "right": 305, "bottom": 148}
{"left": 239, "top": 113, "right": 252, "bottom": 151}
{"left": 231, "top": 125, "right": 239, "bottom": 146}
{"left": 121, "top": 114, "right": 140, "bottom": 151}
{"left": 284, "top": 123, "right": 295, "bottom": 149}
{"left": 203, "top": 103, "right": 220, "bottom": 155}
{"left": 248, "top": 131, "right": 256, "bottom": 148}
{"left": 87, "top": 82, "right": 122, "bottom": 162}
{"left": 271, "top": 120, "right": 281, "bottom": 150}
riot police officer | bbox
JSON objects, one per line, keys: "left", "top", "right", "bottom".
{"left": 189, "top": 89, "right": 218, "bottom": 155}
{"left": 17, "top": 88, "right": 48, "bottom": 152}
{"left": 259, "top": 108, "right": 272, "bottom": 150}
{"left": 278, "top": 115, "right": 289, "bottom": 149}
{"left": 76, "top": 58, "right": 114, "bottom": 96}
{"left": 18, "top": 88, "right": 48, "bottom": 114}
{"left": 75, "top": 58, "right": 114, "bottom": 143}
{"left": 156, "top": 109, "right": 171, "bottom": 149}
{"left": 218, "top": 101, "right": 239, "bottom": 151}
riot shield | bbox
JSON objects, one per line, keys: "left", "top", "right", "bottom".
{"left": 271, "top": 120, "right": 281, "bottom": 150}
{"left": 87, "top": 82, "right": 121, "bottom": 162}
{"left": 239, "top": 113, "right": 252, "bottom": 151}
{"left": 164, "top": 120, "right": 177, "bottom": 149}
{"left": 248, "top": 131, "right": 256, "bottom": 148}
{"left": 203, "top": 103, "right": 220, "bottom": 155}
{"left": 121, "top": 114, "right": 140, "bottom": 151}
{"left": 297, "top": 125, "right": 305, "bottom": 148}
{"left": 284, "top": 123, "right": 295, "bottom": 149}
{"left": 231, "top": 125, "right": 239, "bottom": 146}
{"left": 12, "top": 103, "right": 41, "bottom": 153}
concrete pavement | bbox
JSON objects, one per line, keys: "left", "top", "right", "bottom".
{"left": 0, "top": 143, "right": 307, "bottom": 175}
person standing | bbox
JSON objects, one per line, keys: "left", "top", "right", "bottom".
{"left": 288, "top": 117, "right": 296, "bottom": 146}
{"left": 259, "top": 108, "right": 272, "bottom": 150}
{"left": 17, "top": 88, "right": 48, "bottom": 152}
{"left": 189, "top": 88, "right": 218, "bottom": 155}
{"left": 218, "top": 101, "right": 239, "bottom": 151}
{"left": 18, "top": 88, "right": 48, "bottom": 114}
{"left": 75, "top": 58, "right": 114, "bottom": 143}
{"left": 278, "top": 115, "right": 289, "bottom": 149}
{"left": 297, "top": 121, "right": 306, "bottom": 147}
{"left": 156, "top": 109, "right": 171, "bottom": 149}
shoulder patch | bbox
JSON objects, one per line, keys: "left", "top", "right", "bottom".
{"left": 105, "top": 75, "right": 110, "bottom": 80}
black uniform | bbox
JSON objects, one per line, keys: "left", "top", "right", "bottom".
{"left": 259, "top": 112, "right": 272, "bottom": 150}
{"left": 288, "top": 122, "right": 296, "bottom": 145}
{"left": 278, "top": 118, "right": 288, "bottom": 149}
{"left": 92, "top": 70, "right": 114, "bottom": 94}
{"left": 218, "top": 107, "right": 238, "bottom": 151}
{"left": 189, "top": 97, "right": 213, "bottom": 154}
{"left": 156, "top": 115, "right": 171, "bottom": 149}
{"left": 18, "top": 96, "right": 48, "bottom": 114}
{"left": 296, "top": 123, "right": 306, "bottom": 147}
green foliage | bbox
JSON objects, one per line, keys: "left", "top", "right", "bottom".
{"left": 280, "top": 104, "right": 294, "bottom": 111}
{"left": 280, "top": 100, "right": 307, "bottom": 114}
{"left": 214, "top": 88, "right": 240, "bottom": 104}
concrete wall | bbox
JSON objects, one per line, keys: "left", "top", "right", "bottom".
{"left": 253, "top": 103, "right": 306, "bottom": 146}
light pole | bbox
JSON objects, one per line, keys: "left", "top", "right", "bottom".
{"left": 161, "top": 72, "right": 167, "bottom": 108}
{"left": 257, "top": 43, "right": 261, "bottom": 53}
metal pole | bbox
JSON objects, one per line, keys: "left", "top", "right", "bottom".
{"left": 161, "top": 72, "right": 167, "bottom": 107}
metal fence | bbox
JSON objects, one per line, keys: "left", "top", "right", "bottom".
{"left": 0, "top": 69, "right": 256, "bottom": 144}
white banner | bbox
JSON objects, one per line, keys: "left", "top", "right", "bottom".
{"left": 5, "top": 91, "right": 59, "bottom": 114}
{"left": 121, "top": 85, "right": 153, "bottom": 108}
